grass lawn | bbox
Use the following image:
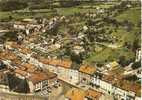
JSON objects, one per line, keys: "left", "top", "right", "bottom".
{"left": 0, "top": 2, "right": 117, "bottom": 19}
{"left": 85, "top": 7, "right": 140, "bottom": 64}
{"left": 115, "top": 7, "right": 141, "bottom": 25}
{"left": 56, "top": 7, "right": 96, "bottom": 16}
{"left": 85, "top": 47, "right": 135, "bottom": 64}
{"left": 0, "top": 9, "right": 55, "bottom": 20}
{"left": 55, "top": 3, "right": 116, "bottom": 16}
{"left": 0, "top": 11, "right": 33, "bottom": 20}
{"left": 0, "top": 11, "right": 11, "bottom": 19}
{"left": 111, "top": 27, "right": 139, "bottom": 46}
{"left": 112, "top": 7, "right": 141, "bottom": 46}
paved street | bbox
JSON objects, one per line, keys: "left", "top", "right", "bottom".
{"left": 48, "top": 80, "right": 73, "bottom": 100}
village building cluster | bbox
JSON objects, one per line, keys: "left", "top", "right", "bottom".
{"left": 0, "top": 1, "right": 141, "bottom": 100}
{"left": 0, "top": 39, "right": 140, "bottom": 100}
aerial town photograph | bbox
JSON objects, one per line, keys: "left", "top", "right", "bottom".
{"left": 0, "top": 0, "right": 141, "bottom": 100}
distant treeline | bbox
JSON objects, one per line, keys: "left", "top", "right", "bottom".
{"left": 0, "top": 0, "right": 81, "bottom": 11}
{"left": 0, "top": 0, "right": 28, "bottom": 11}
{"left": 0, "top": 0, "right": 140, "bottom": 11}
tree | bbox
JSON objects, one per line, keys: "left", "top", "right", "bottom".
{"left": 137, "top": 21, "right": 141, "bottom": 27}
{"left": 124, "top": 42, "right": 131, "bottom": 49}
{"left": 124, "top": 75, "right": 138, "bottom": 81}
{"left": 60, "top": 0, "right": 80, "bottom": 7}
{"left": 118, "top": 56, "right": 130, "bottom": 67}
{"left": 132, "top": 39, "right": 140, "bottom": 51}
{"left": 123, "top": 20, "right": 134, "bottom": 32}
{"left": 65, "top": 47, "right": 83, "bottom": 64}
{"left": 70, "top": 52, "right": 83, "bottom": 64}
{"left": 131, "top": 61, "right": 141, "bottom": 69}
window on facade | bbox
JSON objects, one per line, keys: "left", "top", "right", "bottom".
{"left": 83, "top": 78, "right": 86, "bottom": 81}
{"left": 35, "top": 89, "right": 41, "bottom": 92}
{"left": 35, "top": 83, "right": 40, "bottom": 90}
{"left": 42, "top": 83, "right": 48, "bottom": 87}
{"left": 108, "top": 91, "right": 110, "bottom": 94}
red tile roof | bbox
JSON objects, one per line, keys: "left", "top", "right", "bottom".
{"left": 86, "top": 89, "right": 102, "bottom": 100}
{"left": 15, "top": 63, "right": 57, "bottom": 84}
{"left": 39, "top": 58, "right": 72, "bottom": 69}
{"left": 79, "top": 65, "right": 96, "bottom": 75}
{"left": 65, "top": 88, "right": 103, "bottom": 100}
{"left": 65, "top": 88, "right": 86, "bottom": 100}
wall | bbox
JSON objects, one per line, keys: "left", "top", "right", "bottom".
{"left": 0, "top": 91, "right": 47, "bottom": 100}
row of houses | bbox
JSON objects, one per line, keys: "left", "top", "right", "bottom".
{"left": 0, "top": 41, "right": 140, "bottom": 100}
{"left": 65, "top": 88, "right": 105, "bottom": 100}
{"left": 0, "top": 48, "right": 58, "bottom": 95}
{"left": 0, "top": 62, "right": 58, "bottom": 95}
{"left": 14, "top": 63, "right": 57, "bottom": 94}
{"left": 37, "top": 57, "right": 141, "bottom": 100}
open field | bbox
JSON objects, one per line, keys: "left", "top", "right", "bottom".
{"left": 115, "top": 7, "right": 141, "bottom": 25}
{"left": 86, "top": 47, "right": 135, "bottom": 63}
{"left": 85, "top": 6, "right": 141, "bottom": 64}
{"left": 0, "top": 2, "right": 116, "bottom": 20}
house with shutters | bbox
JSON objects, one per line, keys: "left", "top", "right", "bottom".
{"left": 14, "top": 63, "right": 57, "bottom": 94}
{"left": 92, "top": 68, "right": 141, "bottom": 100}
{"left": 79, "top": 65, "right": 96, "bottom": 85}
{"left": 39, "top": 58, "right": 79, "bottom": 85}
